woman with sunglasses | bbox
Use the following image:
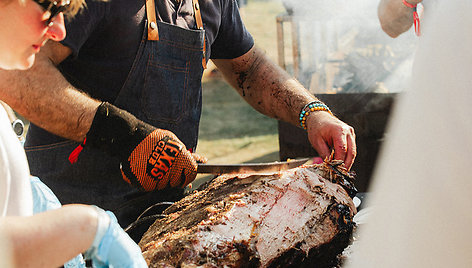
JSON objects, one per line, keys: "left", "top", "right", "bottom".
{"left": 0, "top": 0, "right": 147, "bottom": 267}
{"left": 0, "top": 0, "right": 73, "bottom": 70}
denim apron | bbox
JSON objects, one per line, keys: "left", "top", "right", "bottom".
{"left": 114, "top": 0, "right": 206, "bottom": 149}
{"left": 25, "top": 0, "right": 206, "bottom": 241}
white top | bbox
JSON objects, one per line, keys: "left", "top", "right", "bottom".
{"left": 0, "top": 106, "right": 32, "bottom": 217}
{"left": 347, "top": 1, "right": 472, "bottom": 267}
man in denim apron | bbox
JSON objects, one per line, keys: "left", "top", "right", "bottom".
{"left": 0, "top": 0, "right": 357, "bottom": 242}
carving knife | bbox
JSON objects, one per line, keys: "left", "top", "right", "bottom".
{"left": 197, "top": 157, "right": 310, "bottom": 175}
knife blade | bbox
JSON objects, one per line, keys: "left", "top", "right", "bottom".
{"left": 197, "top": 157, "right": 310, "bottom": 174}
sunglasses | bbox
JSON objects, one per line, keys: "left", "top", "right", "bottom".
{"left": 32, "top": 0, "right": 71, "bottom": 26}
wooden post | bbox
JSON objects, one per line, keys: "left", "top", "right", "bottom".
{"left": 276, "top": 15, "right": 286, "bottom": 70}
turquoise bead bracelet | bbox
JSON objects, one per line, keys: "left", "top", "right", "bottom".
{"left": 299, "top": 101, "right": 333, "bottom": 130}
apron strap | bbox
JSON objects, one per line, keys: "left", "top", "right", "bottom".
{"left": 145, "top": 0, "right": 206, "bottom": 68}
{"left": 145, "top": 0, "right": 159, "bottom": 41}
{"left": 193, "top": 0, "right": 207, "bottom": 69}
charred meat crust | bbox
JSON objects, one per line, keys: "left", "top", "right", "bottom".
{"left": 140, "top": 162, "right": 357, "bottom": 268}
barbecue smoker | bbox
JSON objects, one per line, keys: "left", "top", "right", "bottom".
{"left": 276, "top": 0, "right": 417, "bottom": 192}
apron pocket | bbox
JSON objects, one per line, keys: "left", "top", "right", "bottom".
{"left": 142, "top": 55, "right": 189, "bottom": 124}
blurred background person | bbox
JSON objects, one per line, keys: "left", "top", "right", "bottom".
{"left": 346, "top": 0, "right": 472, "bottom": 267}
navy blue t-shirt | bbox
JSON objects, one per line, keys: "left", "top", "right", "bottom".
{"left": 27, "top": 0, "right": 254, "bottom": 145}
{"left": 59, "top": 0, "right": 253, "bottom": 102}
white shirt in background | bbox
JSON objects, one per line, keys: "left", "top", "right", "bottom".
{"left": 0, "top": 106, "right": 32, "bottom": 217}
{"left": 346, "top": 1, "right": 472, "bottom": 267}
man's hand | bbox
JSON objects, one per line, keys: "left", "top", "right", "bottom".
{"left": 122, "top": 129, "right": 198, "bottom": 191}
{"left": 85, "top": 102, "right": 201, "bottom": 192}
{"left": 305, "top": 111, "right": 356, "bottom": 170}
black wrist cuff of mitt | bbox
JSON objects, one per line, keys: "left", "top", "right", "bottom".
{"left": 86, "top": 102, "right": 154, "bottom": 159}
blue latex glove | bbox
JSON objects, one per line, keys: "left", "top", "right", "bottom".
{"left": 30, "top": 176, "right": 86, "bottom": 268}
{"left": 30, "top": 176, "right": 61, "bottom": 213}
{"left": 85, "top": 208, "right": 148, "bottom": 268}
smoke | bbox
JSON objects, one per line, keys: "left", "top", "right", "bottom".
{"left": 283, "top": 0, "right": 376, "bottom": 21}
{"left": 281, "top": 0, "right": 418, "bottom": 93}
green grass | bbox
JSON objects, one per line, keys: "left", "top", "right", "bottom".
{"left": 195, "top": 0, "right": 285, "bottom": 166}
{"left": 240, "top": 0, "right": 285, "bottom": 62}
{"left": 198, "top": 80, "right": 278, "bottom": 141}
{"left": 196, "top": 79, "right": 279, "bottom": 163}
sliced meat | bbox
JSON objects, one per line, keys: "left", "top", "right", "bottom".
{"left": 139, "top": 161, "right": 357, "bottom": 268}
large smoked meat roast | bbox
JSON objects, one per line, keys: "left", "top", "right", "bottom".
{"left": 139, "top": 160, "right": 357, "bottom": 267}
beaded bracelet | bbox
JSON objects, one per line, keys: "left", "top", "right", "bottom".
{"left": 299, "top": 101, "right": 333, "bottom": 130}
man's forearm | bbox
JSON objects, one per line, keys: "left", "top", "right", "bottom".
{"left": 214, "top": 46, "right": 356, "bottom": 169}
{"left": 0, "top": 42, "right": 99, "bottom": 142}
{"left": 213, "top": 46, "right": 317, "bottom": 128}
{"left": 378, "top": 0, "right": 415, "bottom": 38}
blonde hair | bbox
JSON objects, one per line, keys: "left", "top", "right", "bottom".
{"left": 7, "top": 0, "right": 87, "bottom": 17}
{"left": 33, "top": 0, "right": 87, "bottom": 17}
